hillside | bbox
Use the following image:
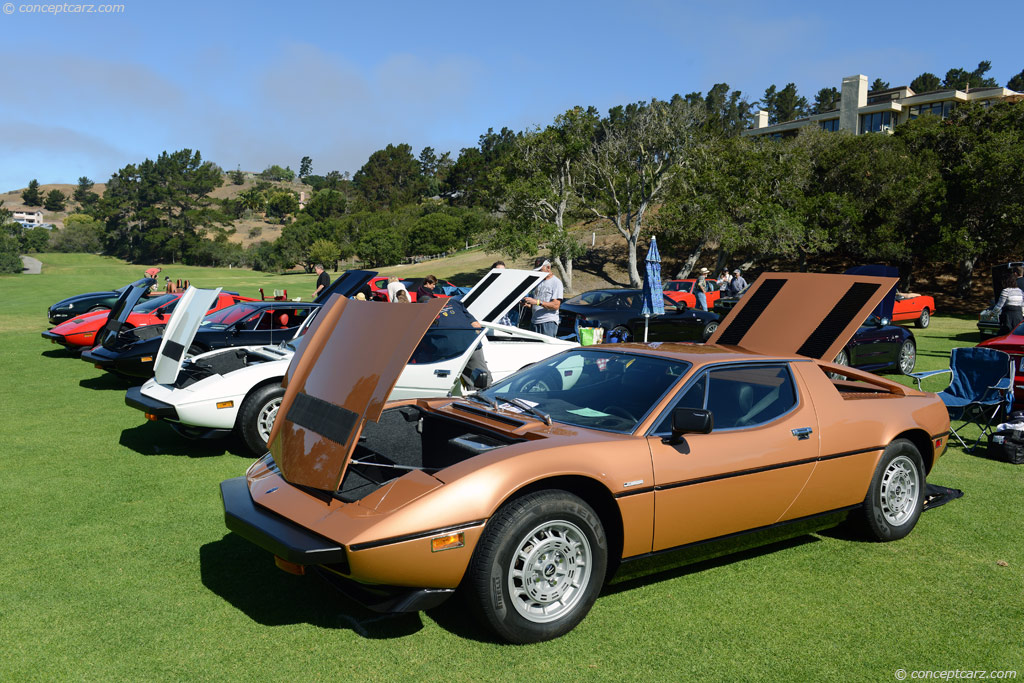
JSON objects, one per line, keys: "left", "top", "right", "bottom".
{"left": 2, "top": 174, "right": 304, "bottom": 246}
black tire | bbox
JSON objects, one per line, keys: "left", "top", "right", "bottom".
{"left": 237, "top": 383, "right": 285, "bottom": 455}
{"left": 897, "top": 340, "right": 916, "bottom": 375}
{"left": 828, "top": 349, "right": 850, "bottom": 380}
{"left": 702, "top": 320, "right": 718, "bottom": 341}
{"left": 855, "top": 439, "right": 925, "bottom": 541}
{"left": 915, "top": 307, "right": 930, "bottom": 329}
{"left": 467, "top": 490, "right": 607, "bottom": 644}
{"left": 187, "top": 343, "right": 206, "bottom": 357}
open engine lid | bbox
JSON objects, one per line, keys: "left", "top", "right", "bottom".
{"left": 270, "top": 295, "right": 446, "bottom": 491}
{"left": 314, "top": 269, "right": 377, "bottom": 304}
{"left": 705, "top": 272, "right": 898, "bottom": 361}
{"left": 96, "top": 278, "right": 156, "bottom": 348}
{"left": 153, "top": 287, "right": 223, "bottom": 385}
{"left": 459, "top": 268, "right": 547, "bottom": 323}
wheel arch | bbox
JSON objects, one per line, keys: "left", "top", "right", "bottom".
{"left": 497, "top": 474, "right": 624, "bottom": 579}
{"left": 237, "top": 376, "right": 286, "bottom": 418}
{"left": 893, "top": 428, "right": 935, "bottom": 474}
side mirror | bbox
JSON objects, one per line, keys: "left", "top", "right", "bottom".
{"left": 155, "top": 310, "right": 164, "bottom": 320}
{"left": 470, "top": 368, "right": 492, "bottom": 390}
{"left": 665, "top": 407, "right": 713, "bottom": 445}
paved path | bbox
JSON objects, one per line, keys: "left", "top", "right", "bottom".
{"left": 20, "top": 255, "right": 42, "bottom": 274}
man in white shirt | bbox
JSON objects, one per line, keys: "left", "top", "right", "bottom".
{"left": 524, "top": 258, "right": 563, "bottom": 337}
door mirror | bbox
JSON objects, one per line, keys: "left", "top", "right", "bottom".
{"left": 665, "top": 407, "right": 713, "bottom": 445}
{"left": 155, "top": 310, "right": 164, "bottom": 320}
{"left": 470, "top": 367, "right": 492, "bottom": 390}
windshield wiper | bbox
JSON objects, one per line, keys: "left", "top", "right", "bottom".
{"left": 467, "top": 393, "right": 501, "bottom": 411}
{"left": 508, "top": 397, "right": 552, "bottom": 426}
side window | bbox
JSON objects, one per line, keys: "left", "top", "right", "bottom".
{"left": 706, "top": 365, "right": 796, "bottom": 429}
{"left": 654, "top": 373, "right": 706, "bottom": 433}
{"left": 654, "top": 364, "right": 796, "bottom": 433}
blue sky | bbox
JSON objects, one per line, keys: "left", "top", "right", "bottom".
{"left": 1, "top": 0, "right": 1021, "bottom": 192}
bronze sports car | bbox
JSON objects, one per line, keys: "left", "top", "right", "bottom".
{"left": 220, "top": 273, "right": 950, "bottom": 643}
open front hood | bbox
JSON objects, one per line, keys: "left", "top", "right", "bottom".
{"left": 269, "top": 295, "right": 446, "bottom": 491}
{"left": 706, "top": 272, "right": 898, "bottom": 361}
{"left": 460, "top": 268, "right": 547, "bottom": 322}
{"left": 153, "top": 287, "right": 222, "bottom": 384}
{"left": 97, "top": 278, "right": 156, "bottom": 348}
{"left": 314, "top": 269, "right": 377, "bottom": 304}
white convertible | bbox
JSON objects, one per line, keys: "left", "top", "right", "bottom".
{"left": 125, "top": 269, "right": 577, "bottom": 454}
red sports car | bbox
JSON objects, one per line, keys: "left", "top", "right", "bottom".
{"left": 893, "top": 292, "right": 936, "bottom": 329}
{"left": 42, "top": 290, "right": 257, "bottom": 350}
{"left": 663, "top": 279, "right": 721, "bottom": 310}
{"left": 978, "top": 326, "right": 1024, "bottom": 404}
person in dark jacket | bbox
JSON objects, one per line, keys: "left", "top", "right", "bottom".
{"left": 416, "top": 275, "right": 438, "bottom": 302}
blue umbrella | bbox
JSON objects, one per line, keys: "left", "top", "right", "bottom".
{"left": 640, "top": 236, "right": 664, "bottom": 342}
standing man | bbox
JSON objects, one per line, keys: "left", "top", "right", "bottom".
{"left": 313, "top": 264, "right": 330, "bottom": 300}
{"left": 695, "top": 268, "right": 710, "bottom": 311}
{"left": 728, "top": 269, "right": 748, "bottom": 297}
{"left": 524, "top": 258, "right": 563, "bottom": 337}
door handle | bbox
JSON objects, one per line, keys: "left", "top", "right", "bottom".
{"left": 791, "top": 427, "right": 813, "bottom": 440}
{"left": 434, "top": 369, "right": 451, "bottom": 378}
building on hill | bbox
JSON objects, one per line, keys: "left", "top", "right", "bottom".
{"left": 744, "top": 74, "right": 1022, "bottom": 139}
{"left": 13, "top": 210, "right": 43, "bottom": 224}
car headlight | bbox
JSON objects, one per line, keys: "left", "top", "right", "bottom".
{"left": 58, "top": 303, "right": 74, "bottom": 310}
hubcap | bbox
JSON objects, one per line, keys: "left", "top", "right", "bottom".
{"left": 921, "top": 309, "right": 929, "bottom": 326}
{"left": 256, "top": 397, "right": 282, "bottom": 441}
{"left": 508, "top": 520, "right": 592, "bottom": 623}
{"left": 879, "top": 455, "right": 919, "bottom": 526}
{"left": 899, "top": 342, "right": 916, "bottom": 373}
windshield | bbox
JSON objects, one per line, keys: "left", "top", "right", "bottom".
{"left": 133, "top": 294, "right": 179, "bottom": 313}
{"left": 564, "top": 291, "right": 618, "bottom": 307}
{"left": 479, "top": 349, "right": 690, "bottom": 433}
{"left": 201, "top": 303, "right": 260, "bottom": 329}
{"left": 664, "top": 281, "right": 693, "bottom": 293}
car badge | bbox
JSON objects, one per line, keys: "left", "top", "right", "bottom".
{"left": 623, "top": 479, "right": 644, "bottom": 488}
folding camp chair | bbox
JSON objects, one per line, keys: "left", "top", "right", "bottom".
{"left": 909, "top": 346, "right": 1014, "bottom": 452}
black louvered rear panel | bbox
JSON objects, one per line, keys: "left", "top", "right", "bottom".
{"left": 716, "top": 278, "right": 787, "bottom": 346}
{"left": 796, "top": 282, "right": 880, "bottom": 358}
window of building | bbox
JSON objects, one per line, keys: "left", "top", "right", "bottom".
{"left": 907, "top": 100, "right": 954, "bottom": 120}
{"left": 859, "top": 111, "right": 893, "bottom": 134}
{"left": 819, "top": 118, "right": 840, "bottom": 132}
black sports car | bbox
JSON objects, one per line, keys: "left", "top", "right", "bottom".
{"left": 82, "top": 269, "right": 379, "bottom": 378}
{"left": 47, "top": 278, "right": 157, "bottom": 325}
{"left": 82, "top": 300, "right": 320, "bottom": 378}
{"left": 834, "top": 315, "right": 917, "bottom": 375}
{"left": 550, "top": 288, "right": 721, "bottom": 342}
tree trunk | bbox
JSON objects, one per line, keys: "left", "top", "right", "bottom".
{"left": 554, "top": 256, "right": 573, "bottom": 294}
{"left": 675, "top": 240, "right": 706, "bottom": 279}
{"left": 626, "top": 234, "right": 641, "bottom": 287}
{"left": 714, "top": 250, "right": 730, "bottom": 277}
{"left": 956, "top": 256, "right": 976, "bottom": 299}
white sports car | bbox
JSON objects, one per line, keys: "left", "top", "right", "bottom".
{"left": 125, "top": 269, "right": 577, "bottom": 454}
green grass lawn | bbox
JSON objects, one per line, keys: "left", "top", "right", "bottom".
{"left": 1, "top": 254, "right": 1022, "bottom": 680}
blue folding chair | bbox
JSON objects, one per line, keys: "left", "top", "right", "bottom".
{"left": 909, "top": 346, "right": 1014, "bottom": 451}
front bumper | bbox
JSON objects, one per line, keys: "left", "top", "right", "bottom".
{"left": 82, "top": 346, "right": 154, "bottom": 377}
{"left": 220, "top": 477, "right": 454, "bottom": 613}
{"left": 125, "top": 386, "right": 179, "bottom": 419}
{"left": 41, "top": 330, "right": 68, "bottom": 346}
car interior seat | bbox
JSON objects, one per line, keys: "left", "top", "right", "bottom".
{"left": 277, "top": 313, "right": 289, "bottom": 329}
